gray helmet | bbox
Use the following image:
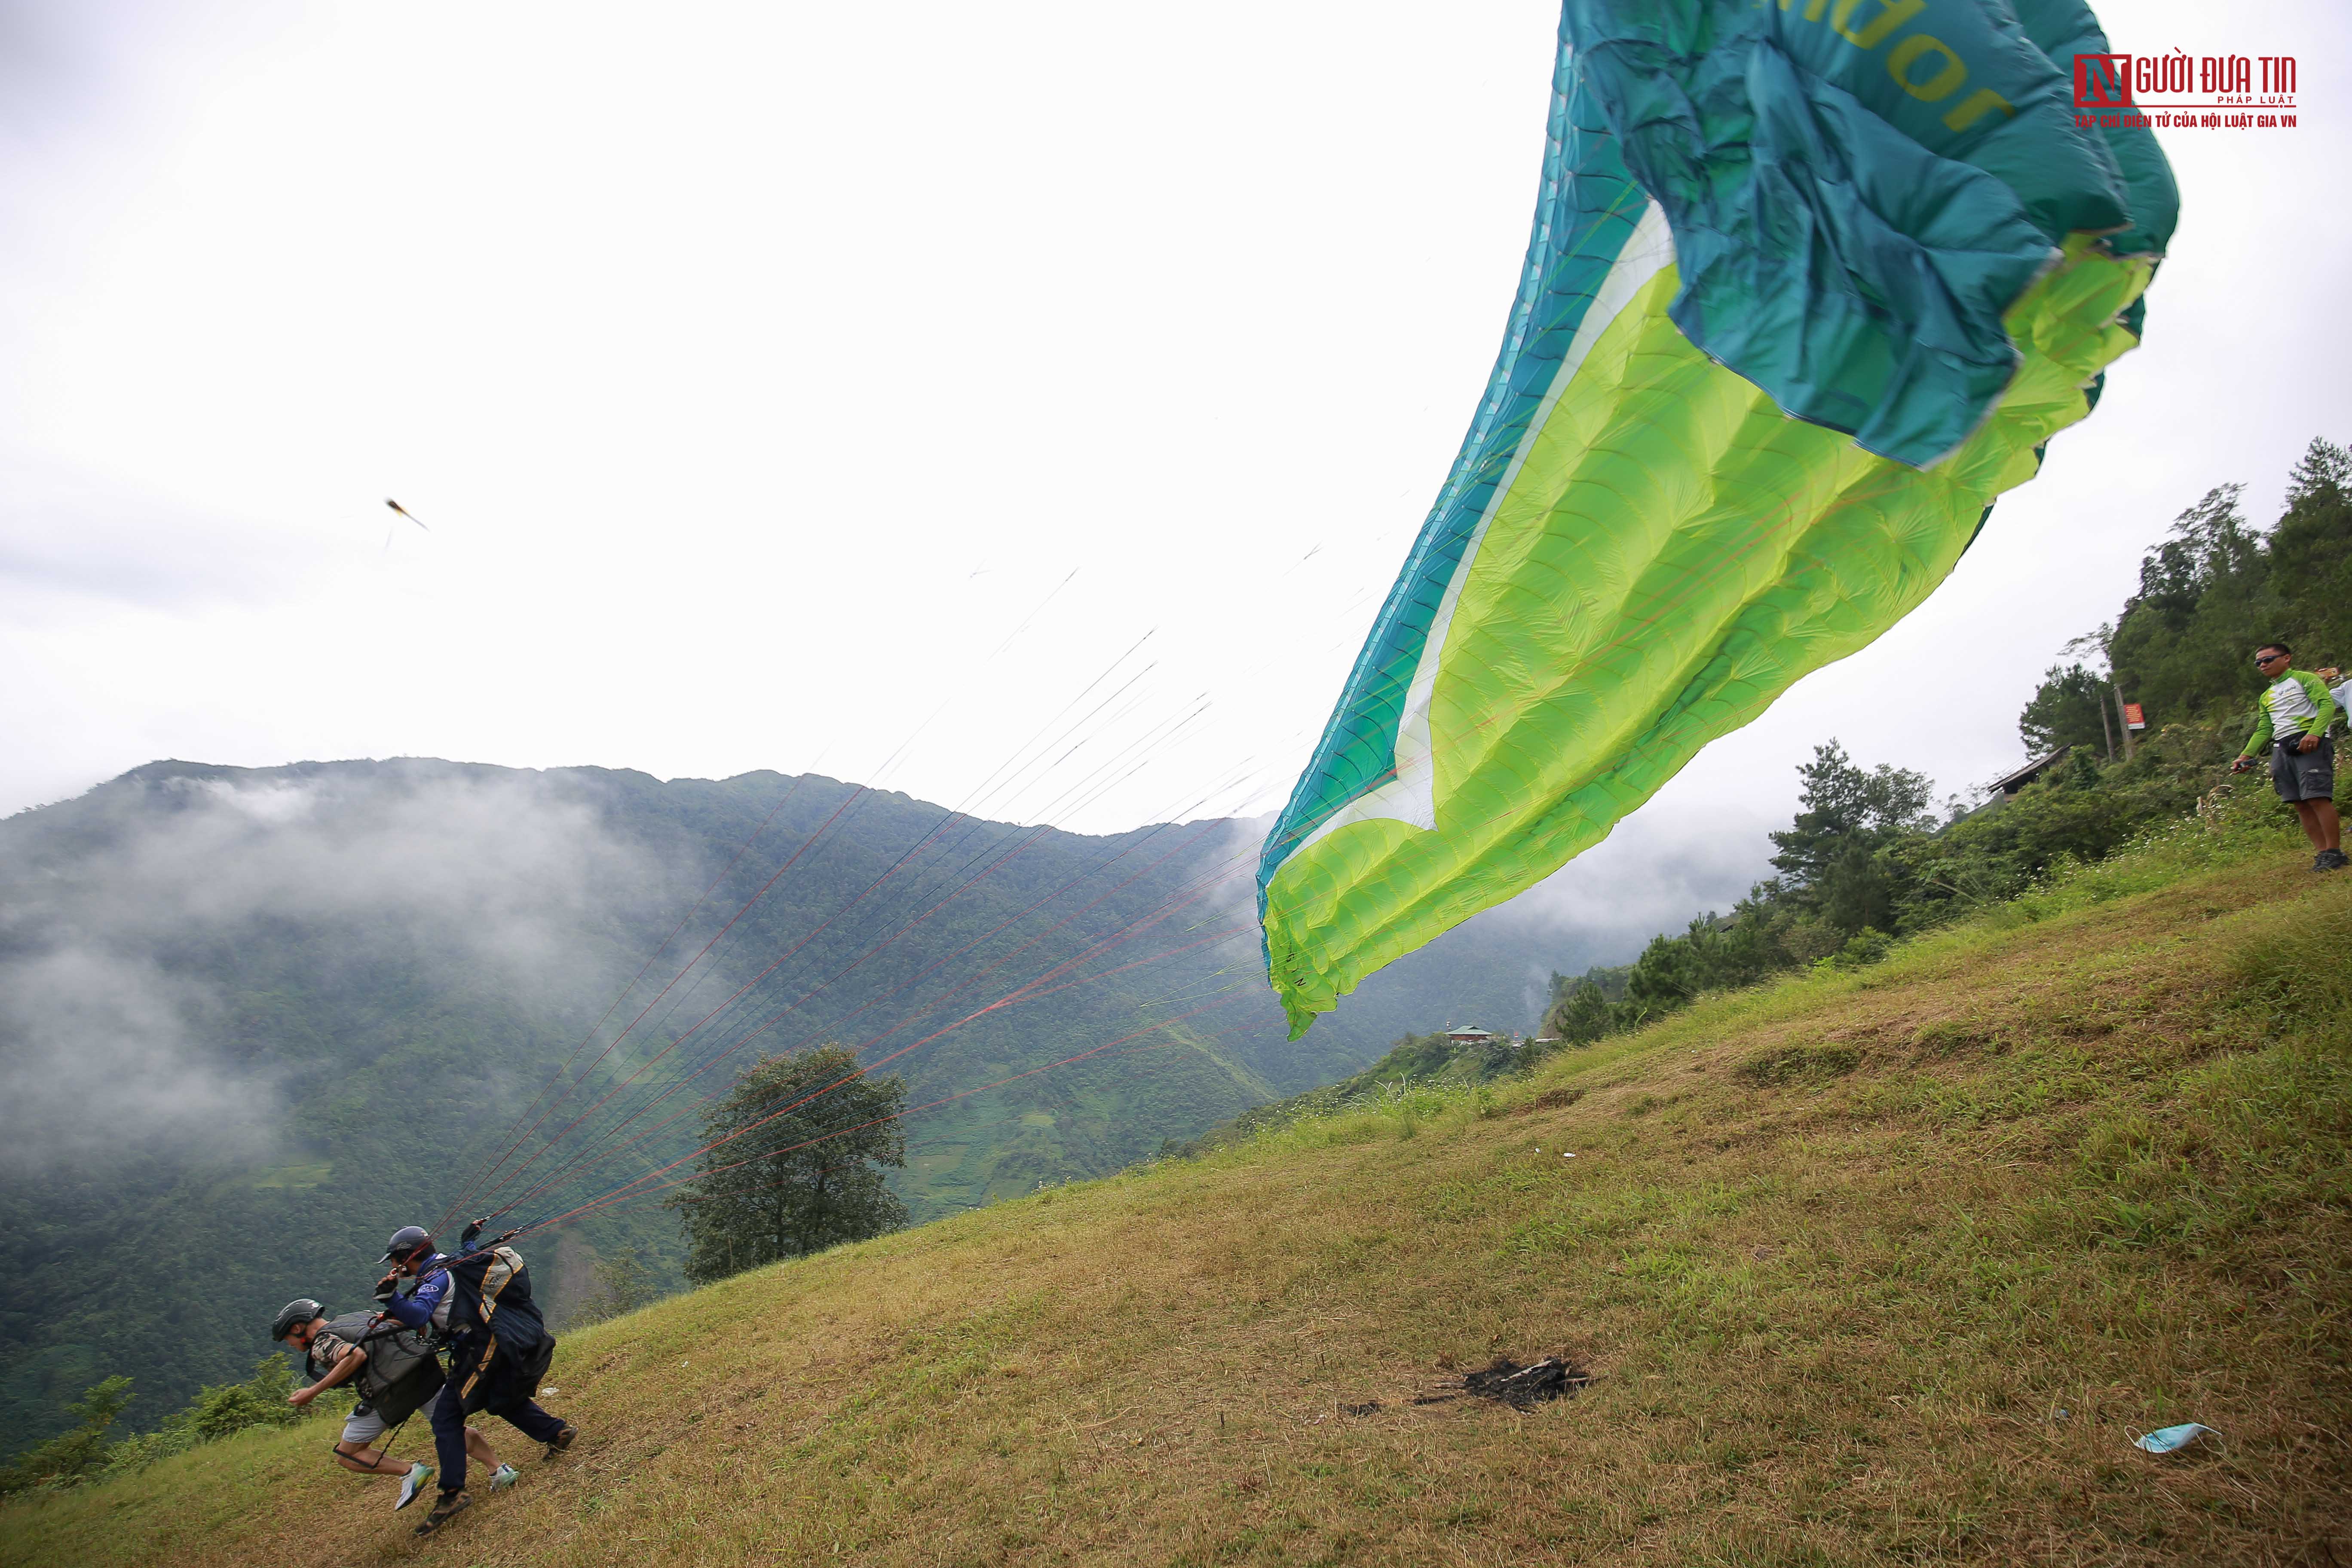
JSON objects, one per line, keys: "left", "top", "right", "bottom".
{"left": 271, "top": 1297, "right": 324, "bottom": 1341}
{"left": 380, "top": 1225, "right": 434, "bottom": 1264}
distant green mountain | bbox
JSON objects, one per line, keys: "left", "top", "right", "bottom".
{"left": 0, "top": 759, "right": 1566, "bottom": 1451}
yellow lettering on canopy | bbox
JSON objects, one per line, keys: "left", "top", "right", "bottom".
{"left": 1940, "top": 86, "right": 2015, "bottom": 131}
{"left": 1887, "top": 34, "right": 1968, "bottom": 101}
{"left": 1831, "top": 0, "right": 1926, "bottom": 49}
{"left": 1779, "top": 0, "right": 1834, "bottom": 22}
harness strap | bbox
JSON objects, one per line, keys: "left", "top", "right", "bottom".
{"left": 456, "top": 1250, "right": 521, "bottom": 1402}
{"left": 332, "top": 1420, "right": 405, "bottom": 1469}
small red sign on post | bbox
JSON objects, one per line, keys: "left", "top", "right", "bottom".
{"left": 2123, "top": 703, "right": 2147, "bottom": 731}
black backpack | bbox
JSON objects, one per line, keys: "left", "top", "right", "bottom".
{"left": 430, "top": 1246, "right": 555, "bottom": 1413}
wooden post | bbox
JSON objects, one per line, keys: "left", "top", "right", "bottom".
{"left": 2097, "top": 688, "right": 2116, "bottom": 763}
{"left": 2113, "top": 683, "right": 2137, "bottom": 762}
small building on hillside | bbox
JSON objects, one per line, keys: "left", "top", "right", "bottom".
{"left": 1956, "top": 747, "right": 2072, "bottom": 825}
{"left": 1445, "top": 1024, "right": 1497, "bottom": 1047}
{"left": 1988, "top": 748, "right": 2070, "bottom": 799}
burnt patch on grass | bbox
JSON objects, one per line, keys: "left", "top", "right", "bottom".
{"left": 1734, "top": 1043, "right": 1864, "bottom": 1087}
{"left": 1414, "top": 1356, "right": 1591, "bottom": 1410}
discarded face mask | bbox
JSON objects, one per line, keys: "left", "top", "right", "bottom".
{"left": 2135, "top": 1423, "right": 2218, "bottom": 1454}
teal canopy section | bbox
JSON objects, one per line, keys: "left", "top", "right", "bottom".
{"left": 1562, "top": 0, "right": 2173, "bottom": 466}
{"left": 1253, "top": 31, "right": 1648, "bottom": 911}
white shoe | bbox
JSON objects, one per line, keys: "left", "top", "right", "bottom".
{"left": 490, "top": 1463, "right": 521, "bottom": 1491}
{"left": 395, "top": 1461, "right": 432, "bottom": 1511}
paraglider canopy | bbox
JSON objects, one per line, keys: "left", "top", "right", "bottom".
{"left": 1257, "top": 0, "right": 2175, "bottom": 1035}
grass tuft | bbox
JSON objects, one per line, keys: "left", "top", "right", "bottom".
{"left": 1733, "top": 1043, "right": 1865, "bottom": 1086}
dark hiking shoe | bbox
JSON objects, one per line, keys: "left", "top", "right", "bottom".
{"left": 413, "top": 1490, "right": 472, "bottom": 1537}
{"left": 542, "top": 1424, "right": 578, "bottom": 1461}
{"left": 2321, "top": 849, "right": 2350, "bottom": 871}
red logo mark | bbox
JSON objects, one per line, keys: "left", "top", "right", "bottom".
{"left": 2074, "top": 53, "right": 2134, "bottom": 108}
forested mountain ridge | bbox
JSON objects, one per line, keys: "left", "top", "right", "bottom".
{"left": 0, "top": 757, "right": 1563, "bottom": 1450}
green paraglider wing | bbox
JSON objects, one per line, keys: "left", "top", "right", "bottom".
{"left": 1257, "top": 0, "right": 2175, "bottom": 1035}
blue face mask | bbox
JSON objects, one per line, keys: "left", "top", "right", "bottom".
{"left": 2135, "top": 1423, "right": 2217, "bottom": 1454}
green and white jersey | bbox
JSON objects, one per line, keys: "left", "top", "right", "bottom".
{"left": 2244, "top": 670, "right": 2338, "bottom": 755}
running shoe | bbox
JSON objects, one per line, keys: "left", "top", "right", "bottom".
{"left": 490, "top": 1463, "right": 521, "bottom": 1491}
{"left": 413, "top": 1490, "right": 472, "bottom": 1537}
{"left": 542, "top": 1424, "right": 579, "bottom": 1461}
{"left": 395, "top": 1461, "right": 433, "bottom": 1511}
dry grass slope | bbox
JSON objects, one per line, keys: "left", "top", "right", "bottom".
{"left": 10, "top": 838, "right": 2351, "bottom": 1565}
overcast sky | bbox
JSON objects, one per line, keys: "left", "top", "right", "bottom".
{"left": 6, "top": 0, "right": 2348, "bottom": 949}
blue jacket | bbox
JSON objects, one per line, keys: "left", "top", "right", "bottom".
{"left": 384, "top": 1246, "right": 550, "bottom": 1415}
{"left": 380, "top": 1254, "right": 461, "bottom": 1338}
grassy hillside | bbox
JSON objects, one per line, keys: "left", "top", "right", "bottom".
{"left": 0, "top": 759, "right": 1570, "bottom": 1448}
{"left": 9, "top": 817, "right": 2349, "bottom": 1565}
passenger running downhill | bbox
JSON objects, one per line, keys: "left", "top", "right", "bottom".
{"left": 377, "top": 1225, "right": 577, "bottom": 1537}
{"left": 271, "top": 1298, "right": 515, "bottom": 1510}
{"left": 2232, "top": 640, "right": 2346, "bottom": 871}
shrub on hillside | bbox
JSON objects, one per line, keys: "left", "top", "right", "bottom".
{"left": 2, "top": 1357, "right": 313, "bottom": 1498}
{"left": 0, "top": 1377, "right": 132, "bottom": 1496}
{"left": 187, "top": 1356, "right": 302, "bottom": 1442}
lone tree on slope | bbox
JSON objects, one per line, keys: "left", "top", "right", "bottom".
{"left": 669, "top": 1045, "right": 908, "bottom": 1284}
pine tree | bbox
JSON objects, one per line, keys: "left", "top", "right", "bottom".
{"left": 1767, "top": 744, "right": 1934, "bottom": 889}
{"left": 1541, "top": 978, "right": 1611, "bottom": 1044}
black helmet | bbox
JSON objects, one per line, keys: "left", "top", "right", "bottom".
{"left": 271, "top": 1297, "right": 325, "bottom": 1341}
{"left": 380, "top": 1225, "right": 435, "bottom": 1264}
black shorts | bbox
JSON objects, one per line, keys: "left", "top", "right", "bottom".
{"left": 2271, "top": 735, "right": 2335, "bottom": 802}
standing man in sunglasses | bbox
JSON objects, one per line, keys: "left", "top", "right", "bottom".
{"left": 2232, "top": 641, "right": 2346, "bottom": 870}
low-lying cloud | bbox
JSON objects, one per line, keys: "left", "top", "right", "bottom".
{"left": 1174, "top": 786, "right": 1778, "bottom": 1043}
{"left": 1189, "top": 788, "right": 1777, "bottom": 977}
{"left": 0, "top": 946, "right": 270, "bottom": 1167}
{"left": 0, "top": 763, "right": 686, "bottom": 1172}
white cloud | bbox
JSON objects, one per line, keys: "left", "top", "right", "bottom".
{"left": 0, "top": 766, "right": 686, "bottom": 1167}
{"left": 0, "top": 945, "right": 271, "bottom": 1170}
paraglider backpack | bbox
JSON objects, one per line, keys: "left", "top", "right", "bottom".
{"left": 318, "top": 1309, "right": 445, "bottom": 1427}
{"left": 438, "top": 1245, "right": 554, "bottom": 1406}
